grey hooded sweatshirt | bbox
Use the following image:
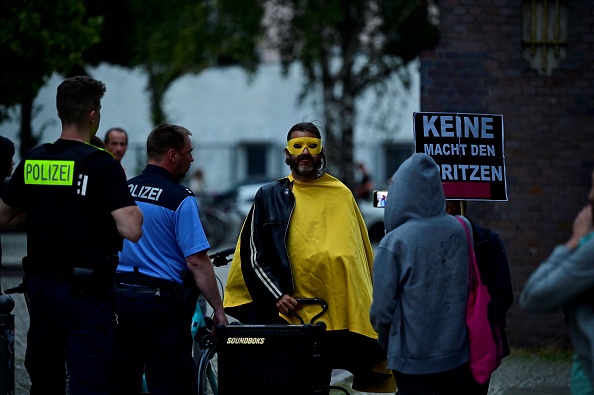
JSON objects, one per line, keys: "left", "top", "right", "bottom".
{"left": 370, "top": 153, "right": 470, "bottom": 375}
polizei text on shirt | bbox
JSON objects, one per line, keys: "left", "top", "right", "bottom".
{"left": 128, "top": 184, "right": 163, "bottom": 201}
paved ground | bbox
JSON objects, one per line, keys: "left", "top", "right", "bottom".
{"left": 1, "top": 232, "right": 574, "bottom": 394}
{"left": 329, "top": 349, "right": 572, "bottom": 395}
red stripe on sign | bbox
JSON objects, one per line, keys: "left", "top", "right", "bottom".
{"left": 442, "top": 182, "right": 491, "bottom": 199}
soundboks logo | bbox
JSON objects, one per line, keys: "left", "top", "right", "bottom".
{"left": 226, "top": 337, "right": 265, "bottom": 345}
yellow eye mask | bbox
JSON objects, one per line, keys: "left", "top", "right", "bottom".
{"left": 286, "top": 137, "right": 322, "bottom": 155}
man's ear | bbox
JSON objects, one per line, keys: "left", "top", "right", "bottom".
{"left": 167, "top": 148, "right": 177, "bottom": 163}
{"left": 284, "top": 149, "right": 290, "bottom": 166}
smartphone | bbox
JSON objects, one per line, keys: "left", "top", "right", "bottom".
{"left": 373, "top": 190, "right": 388, "bottom": 208}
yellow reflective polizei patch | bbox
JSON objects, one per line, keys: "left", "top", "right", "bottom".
{"left": 24, "top": 160, "right": 75, "bottom": 185}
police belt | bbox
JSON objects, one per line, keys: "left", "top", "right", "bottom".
{"left": 113, "top": 272, "right": 181, "bottom": 293}
{"left": 25, "top": 266, "right": 75, "bottom": 280}
{"left": 23, "top": 253, "right": 119, "bottom": 278}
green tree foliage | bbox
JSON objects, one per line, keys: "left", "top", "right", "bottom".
{"left": 83, "top": 0, "right": 264, "bottom": 125}
{"left": 0, "top": 0, "right": 102, "bottom": 156}
{"left": 263, "top": 0, "right": 438, "bottom": 188}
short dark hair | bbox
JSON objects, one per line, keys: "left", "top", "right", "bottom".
{"left": 445, "top": 200, "right": 468, "bottom": 216}
{"left": 0, "top": 136, "right": 15, "bottom": 176}
{"left": 56, "top": 76, "right": 106, "bottom": 124}
{"left": 90, "top": 135, "right": 105, "bottom": 149}
{"left": 286, "top": 122, "right": 322, "bottom": 141}
{"left": 104, "top": 127, "right": 128, "bottom": 144}
{"left": 146, "top": 124, "right": 191, "bottom": 161}
{"left": 286, "top": 122, "right": 327, "bottom": 171}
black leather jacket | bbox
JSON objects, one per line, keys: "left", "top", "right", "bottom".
{"left": 239, "top": 177, "right": 296, "bottom": 307}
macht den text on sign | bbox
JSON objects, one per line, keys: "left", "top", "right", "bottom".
{"left": 413, "top": 112, "right": 507, "bottom": 201}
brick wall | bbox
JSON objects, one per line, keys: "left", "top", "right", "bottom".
{"left": 420, "top": 0, "right": 594, "bottom": 348}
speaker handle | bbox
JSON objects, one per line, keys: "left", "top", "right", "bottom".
{"left": 291, "top": 297, "right": 328, "bottom": 325}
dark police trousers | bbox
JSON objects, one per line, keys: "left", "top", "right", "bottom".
{"left": 25, "top": 276, "right": 114, "bottom": 395}
{"left": 112, "top": 284, "right": 197, "bottom": 395}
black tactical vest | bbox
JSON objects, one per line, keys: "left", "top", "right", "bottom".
{"left": 22, "top": 141, "right": 121, "bottom": 271}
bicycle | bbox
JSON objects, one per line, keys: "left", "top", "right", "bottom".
{"left": 196, "top": 194, "right": 244, "bottom": 249}
{"left": 5, "top": 248, "right": 352, "bottom": 395}
{"left": 193, "top": 248, "right": 350, "bottom": 395}
{"left": 192, "top": 246, "right": 235, "bottom": 395}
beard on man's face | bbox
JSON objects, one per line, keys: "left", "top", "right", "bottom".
{"left": 288, "top": 153, "right": 320, "bottom": 178}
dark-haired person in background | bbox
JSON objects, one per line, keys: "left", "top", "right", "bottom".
{"left": 446, "top": 199, "right": 513, "bottom": 394}
{"left": 0, "top": 135, "right": 15, "bottom": 277}
{"left": 104, "top": 127, "right": 128, "bottom": 162}
{"left": 0, "top": 136, "right": 15, "bottom": 180}
{"left": 104, "top": 127, "right": 128, "bottom": 175}
{"left": 90, "top": 135, "right": 106, "bottom": 149}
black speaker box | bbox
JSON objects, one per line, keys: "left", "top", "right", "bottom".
{"left": 216, "top": 322, "right": 328, "bottom": 395}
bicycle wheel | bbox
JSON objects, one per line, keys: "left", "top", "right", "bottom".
{"left": 197, "top": 344, "right": 219, "bottom": 395}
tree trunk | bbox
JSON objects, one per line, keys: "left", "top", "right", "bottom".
{"left": 146, "top": 68, "right": 169, "bottom": 126}
{"left": 321, "top": 75, "right": 357, "bottom": 191}
{"left": 339, "top": 90, "right": 356, "bottom": 191}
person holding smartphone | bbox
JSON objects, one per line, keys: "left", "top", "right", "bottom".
{"left": 373, "top": 191, "right": 388, "bottom": 207}
{"left": 379, "top": 192, "right": 387, "bottom": 207}
{"left": 370, "top": 153, "right": 477, "bottom": 394}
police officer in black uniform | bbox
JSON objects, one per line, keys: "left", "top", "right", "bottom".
{"left": 0, "top": 76, "right": 143, "bottom": 395}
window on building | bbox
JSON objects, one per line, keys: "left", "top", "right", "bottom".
{"left": 239, "top": 143, "right": 270, "bottom": 179}
{"left": 384, "top": 143, "right": 414, "bottom": 183}
{"left": 522, "top": 0, "right": 568, "bottom": 76}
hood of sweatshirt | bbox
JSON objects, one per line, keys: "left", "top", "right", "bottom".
{"left": 384, "top": 153, "right": 445, "bottom": 233}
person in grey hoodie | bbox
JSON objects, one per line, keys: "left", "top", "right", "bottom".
{"left": 520, "top": 167, "right": 594, "bottom": 394}
{"left": 370, "top": 153, "right": 476, "bottom": 394}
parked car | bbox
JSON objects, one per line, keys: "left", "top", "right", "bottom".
{"left": 217, "top": 177, "right": 275, "bottom": 218}
{"left": 195, "top": 178, "right": 273, "bottom": 248}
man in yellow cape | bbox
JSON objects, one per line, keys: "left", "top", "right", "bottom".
{"left": 224, "top": 122, "right": 395, "bottom": 393}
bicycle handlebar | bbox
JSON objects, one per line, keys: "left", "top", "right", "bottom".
{"left": 4, "top": 285, "right": 25, "bottom": 295}
{"left": 209, "top": 247, "right": 235, "bottom": 267}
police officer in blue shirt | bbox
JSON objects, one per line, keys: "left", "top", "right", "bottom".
{"left": 0, "top": 76, "right": 144, "bottom": 395}
{"left": 112, "top": 124, "right": 228, "bottom": 395}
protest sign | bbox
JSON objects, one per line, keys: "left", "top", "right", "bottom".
{"left": 413, "top": 112, "right": 507, "bottom": 201}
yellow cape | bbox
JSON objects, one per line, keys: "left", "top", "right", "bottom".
{"left": 224, "top": 173, "right": 377, "bottom": 339}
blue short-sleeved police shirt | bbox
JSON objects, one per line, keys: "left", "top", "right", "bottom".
{"left": 117, "top": 165, "right": 210, "bottom": 283}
